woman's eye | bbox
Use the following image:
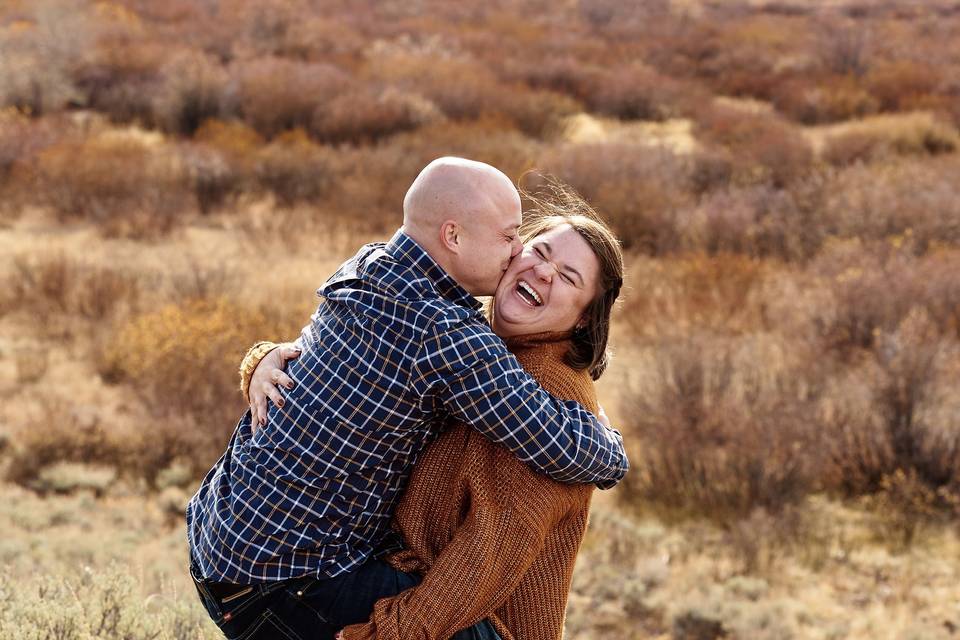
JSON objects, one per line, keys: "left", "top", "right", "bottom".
{"left": 561, "top": 273, "right": 573, "bottom": 285}
{"left": 534, "top": 247, "right": 545, "bottom": 258}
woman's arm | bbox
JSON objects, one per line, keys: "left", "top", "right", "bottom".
{"left": 340, "top": 437, "right": 571, "bottom": 640}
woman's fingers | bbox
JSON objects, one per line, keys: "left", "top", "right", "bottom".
{"left": 279, "top": 344, "right": 301, "bottom": 364}
{"left": 249, "top": 401, "right": 260, "bottom": 431}
{"left": 254, "top": 391, "right": 268, "bottom": 427}
{"left": 265, "top": 382, "right": 285, "bottom": 411}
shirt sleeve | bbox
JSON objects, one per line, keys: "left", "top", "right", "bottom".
{"left": 411, "top": 322, "right": 628, "bottom": 488}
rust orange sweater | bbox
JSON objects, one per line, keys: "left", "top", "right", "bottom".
{"left": 240, "top": 332, "right": 597, "bottom": 640}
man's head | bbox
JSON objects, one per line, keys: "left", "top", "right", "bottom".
{"left": 402, "top": 157, "right": 522, "bottom": 296}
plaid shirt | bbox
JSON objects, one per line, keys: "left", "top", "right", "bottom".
{"left": 187, "top": 230, "right": 628, "bottom": 583}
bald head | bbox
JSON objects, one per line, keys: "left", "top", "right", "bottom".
{"left": 403, "top": 157, "right": 519, "bottom": 234}
{"left": 401, "top": 157, "right": 523, "bottom": 296}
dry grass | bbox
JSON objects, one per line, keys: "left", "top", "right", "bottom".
{"left": 2, "top": 2, "right": 960, "bottom": 638}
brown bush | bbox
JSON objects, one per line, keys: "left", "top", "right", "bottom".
{"left": 194, "top": 118, "right": 263, "bottom": 174}
{"left": 772, "top": 74, "right": 879, "bottom": 124}
{"left": 619, "top": 333, "right": 818, "bottom": 522}
{"left": 495, "top": 88, "right": 582, "bottom": 137}
{"left": 821, "top": 310, "right": 960, "bottom": 501}
{"left": 536, "top": 142, "right": 693, "bottom": 252}
{"left": 695, "top": 105, "right": 814, "bottom": 188}
{"left": 820, "top": 112, "right": 959, "bottom": 167}
{"left": 178, "top": 143, "right": 241, "bottom": 214}
{"left": 311, "top": 87, "right": 443, "bottom": 144}
{"left": 589, "top": 65, "right": 703, "bottom": 122}
{"left": 368, "top": 54, "right": 540, "bottom": 127}
{"left": 5, "top": 399, "right": 125, "bottom": 486}
{"left": 254, "top": 129, "right": 335, "bottom": 207}
{"left": 235, "top": 57, "right": 351, "bottom": 137}
{"left": 812, "top": 243, "right": 960, "bottom": 348}
{"left": 865, "top": 60, "right": 943, "bottom": 112}
{"left": 501, "top": 57, "right": 603, "bottom": 102}
{"left": 98, "top": 297, "right": 295, "bottom": 474}
{"left": 820, "top": 156, "right": 960, "bottom": 251}
{"left": 623, "top": 253, "right": 768, "bottom": 339}
{"left": 5, "top": 250, "right": 141, "bottom": 322}
{"left": 32, "top": 131, "right": 190, "bottom": 237}
{"left": 76, "top": 35, "right": 169, "bottom": 126}
{"left": 154, "top": 50, "right": 230, "bottom": 136}
{"left": 677, "top": 181, "right": 828, "bottom": 260}
{"left": 0, "top": 1, "right": 92, "bottom": 115}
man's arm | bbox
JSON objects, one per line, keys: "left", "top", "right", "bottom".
{"left": 412, "top": 324, "right": 628, "bottom": 488}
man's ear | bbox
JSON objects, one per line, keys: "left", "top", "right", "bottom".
{"left": 439, "top": 220, "right": 460, "bottom": 254}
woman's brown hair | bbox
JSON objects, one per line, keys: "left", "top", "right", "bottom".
{"left": 519, "top": 182, "right": 624, "bottom": 380}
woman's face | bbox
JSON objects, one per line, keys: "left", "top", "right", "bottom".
{"left": 492, "top": 224, "right": 600, "bottom": 338}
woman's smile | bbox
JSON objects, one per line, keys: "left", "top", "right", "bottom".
{"left": 493, "top": 224, "right": 600, "bottom": 338}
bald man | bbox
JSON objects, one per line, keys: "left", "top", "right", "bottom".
{"left": 187, "top": 157, "right": 628, "bottom": 640}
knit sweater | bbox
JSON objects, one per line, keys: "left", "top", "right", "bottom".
{"left": 239, "top": 332, "right": 597, "bottom": 640}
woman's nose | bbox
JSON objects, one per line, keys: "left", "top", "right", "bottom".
{"left": 534, "top": 261, "right": 556, "bottom": 281}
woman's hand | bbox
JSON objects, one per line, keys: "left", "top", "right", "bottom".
{"left": 249, "top": 343, "right": 300, "bottom": 431}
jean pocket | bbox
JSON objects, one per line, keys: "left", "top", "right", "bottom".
{"left": 189, "top": 562, "right": 223, "bottom": 621}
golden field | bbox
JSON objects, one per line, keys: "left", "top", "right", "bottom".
{"left": 1, "top": 0, "right": 960, "bottom": 638}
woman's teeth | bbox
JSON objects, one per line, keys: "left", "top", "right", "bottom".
{"left": 517, "top": 280, "right": 542, "bottom": 306}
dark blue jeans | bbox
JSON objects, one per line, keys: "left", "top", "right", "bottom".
{"left": 190, "top": 557, "right": 502, "bottom": 640}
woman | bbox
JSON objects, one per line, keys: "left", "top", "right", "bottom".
{"left": 241, "top": 190, "right": 624, "bottom": 640}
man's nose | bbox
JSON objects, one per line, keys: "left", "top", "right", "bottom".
{"left": 510, "top": 238, "right": 523, "bottom": 257}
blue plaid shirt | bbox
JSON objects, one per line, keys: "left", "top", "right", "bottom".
{"left": 187, "top": 230, "right": 628, "bottom": 583}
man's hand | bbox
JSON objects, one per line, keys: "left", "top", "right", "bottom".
{"left": 249, "top": 343, "right": 300, "bottom": 432}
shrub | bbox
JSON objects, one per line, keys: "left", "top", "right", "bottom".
{"left": 154, "top": 50, "right": 230, "bottom": 135}
{"left": 619, "top": 333, "right": 818, "bottom": 522}
{"left": 501, "top": 57, "right": 603, "bottom": 102}
{"left": 589, "top": 65, "right": 703, "bottom": 121}
{"left": 695, "top": 105, "right": 814, "bottom": 188}
{"left": 865, "top": 59, "right": 943, "bottom": 112}
{"left": 622, "top": 253, "right": 768, "bottom": 339}
{"left": 193, "top": 118, "right": 264, "bottom": 183}
{"left": 235, "top": 57, "right": 350, "bottom": 137}
{"left": 772, "top": 74, "right": 879, "bottom": 124}
{"left": 0, "top": 1, "right": 91, "bottom": 114}
{"left": 178, "top": 143, "right": 241, "bottom": 214}
{"left": 98, "top": 297, "right": 295, "bottom": 473}
{"left": 3, "top": 250, "right": 142, "bottom": 332}
{"left": 5, "top": 399, "right": 125, "bottom": 486}
{"left": 536, "top": 142, "right": 693, "bottom": 252}
{"left": 76, "top": 35, "right": 169, "bottom": 125}
{"left": 0, "top": 567, "right": 219, "bottom": 639}
{"left": 311, "top": 87, "right": 442, "bottom": 144}
{"left": 821, "top": 309, "right": 960, "bottom": 503}
{"left": 31, "top": 463, "right": 117, "bottom": 497}
{"left": 254, "top": 129, "right": 335, "bottom": 207}
{"left": 32, "top": 130, "right": 191, "bottom": 237}
{"left": 820, "top": 112, "right": 959, "bottom": 166}
{"left": 820, "top": 156, "right": 960, "bottom": 251}
{"left": 676, "top": 182, "right": 827, "bottom": 260}
{"left": 495, "top": 88, "right": 582, "bottom": 137}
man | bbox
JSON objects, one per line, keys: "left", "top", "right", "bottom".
{"left": 187, "top": 157, "right": 628, "bottom": 640}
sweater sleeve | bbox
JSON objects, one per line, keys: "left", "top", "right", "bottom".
{"left": 339, "top": 440, "right": 570, "bottom": 640}
{"left": 238, "top": 341, "right": 279, "bottom": 402}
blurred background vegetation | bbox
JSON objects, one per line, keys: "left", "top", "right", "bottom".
{"left": 1, "top": 0, "right": 959, "bottom": 638}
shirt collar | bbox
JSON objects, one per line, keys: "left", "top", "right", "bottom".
{"left": 385, "top": 229, "right": 483, "bottom": 312}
